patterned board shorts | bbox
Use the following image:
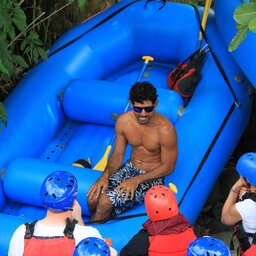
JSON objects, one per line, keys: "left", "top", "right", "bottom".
{"left": 105, "top": 160, "right": 164, "bottom": 216}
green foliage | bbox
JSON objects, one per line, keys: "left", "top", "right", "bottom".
{"left": 0, "top": 102, "right": 7, "bottom": 131}
{"left": 0, "top": 0, "right": 87, "bottom": 131}
{"left": 229, "top": 1, "right": 256, "bottom": 52}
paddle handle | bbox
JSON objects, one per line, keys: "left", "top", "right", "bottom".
{"left": 136, "top": 55, "right": 154, "bottom": 82}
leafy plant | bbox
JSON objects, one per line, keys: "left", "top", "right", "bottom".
{"left": 0, "top": 0, "right": 86, "bottom": 130}
{"left": 229, "top": 0, "right": 256, "bottom": 52}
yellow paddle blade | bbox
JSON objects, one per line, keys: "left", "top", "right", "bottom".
{"left": 169, "top": 182, "right": 178, "bottom": 194}
{"left": 93, "top": 145, "right": 112, "bottom": 171}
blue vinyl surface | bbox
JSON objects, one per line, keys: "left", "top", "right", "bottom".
{"left": 0, "top": 0, "right": 253, "bottom": 254}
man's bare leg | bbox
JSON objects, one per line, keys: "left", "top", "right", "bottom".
{"left": 91, "top": 193, "right": 113, "bottom": 222}
{"left": 87, "top": 196, "right": 98, "bottom": 215}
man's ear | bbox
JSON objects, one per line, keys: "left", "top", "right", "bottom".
{"left": 129, "top": 100, "right": 133, "bottom": 109}
{"left": 154, "top": 100, "right": 159, "bottom": 108}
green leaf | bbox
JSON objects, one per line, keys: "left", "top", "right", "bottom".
{"left": 12, "top": 54, "right": 28, "bottom": 68}
{"left": 20, "top": 39, "right": 27, "bottom": 51}
{"left": 78, "top": 0, "right": 87, "bottom": 10}
{"left": 0, "top": 101, "right": 7, "bottom": 120}
{"left": 234, "top": 3, "right": 256, "bottom": 25}
{"left": 33, "top": 48, "right": 39, "bottom": 63}
{"left": 12, "top": 17, "right": 26, "bottom": 35}
{"left": 0, "top": 59, "right": 9, "bottom": 75}
{"left": 37, "top": 47, "right": 48, "bottom": 61}
{"left": 7, "top": 25, "right": 15, "bottom": 40}
{"left": 249, "top": 17, "right": 256, "bottom": 32}
{"left": 229, "top": 26, "right": 249, "bottom": 52}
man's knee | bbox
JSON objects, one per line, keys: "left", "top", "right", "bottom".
{"left": 97, "top": 194, "right": 113, "bottom": 211}
{"left": 87, "top": 196, "right": 99, "bottom": 208}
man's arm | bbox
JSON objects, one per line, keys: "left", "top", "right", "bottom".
{"left": 221, "top": 177, "right": 245, "bottom": 226}
{"left": 87, "top": 116, "right": 128, "bottom": 199}
{"left": 102, "top": 116, "right": 128, "bottom": 178}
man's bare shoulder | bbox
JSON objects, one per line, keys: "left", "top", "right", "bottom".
{"left": 116, "top": 111, "right": 132, "bottom": 123}
{"left": 155, "top": 112, "right": 175, "bottom": 128}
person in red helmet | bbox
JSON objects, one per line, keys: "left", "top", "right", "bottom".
{"left": 120, "top": 185, "right": 197, "bottom": 256}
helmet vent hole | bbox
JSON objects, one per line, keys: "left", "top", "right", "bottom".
{"left": 206, "top": 253, "right": 210, "bottom": 256}
{"left": 93, "top": 242, "right": 99, "bottom": 248}
{"left": 69, "top": 179, "right": 74, "bottom": 183}
{"left": 57, "top": 178, "right": 61, "bottom": 182}
{"left": 48, "top": 177, "right": 53, "bottom": 181}
{"left": 250, "top": 158, "right": 254, "bottom": 161}
{"left": 156, "top": 211, "right": 159, "bottom": 214}
{"left": 168, "top": 207, "right": 172, "bottom": 211}
{"left": 84, "top": 239, "right": 89, "bottom": 245}
{"left": 162, "top": 193, "right": 165, "bottom": 196}
{"left": 52, "top": 193, "right": 57, "bottom": 199}
{"left": 103, "top": 250, "right": 108, "bottom": 254}
{"left": 44, "top": 192, "right": 48, "bottom": 197}
{"left": 154, "top": 195, "right": 157, "bottom": 198}
{"left": 66, "top": 184, "right": 72, "bottom": 188}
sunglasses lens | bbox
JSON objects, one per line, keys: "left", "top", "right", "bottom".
{"left": 132, "top": 105, "right": 154, "bottom": 113}
{"left": 144, "top": 106, "right": 154, "bottom": 112}
{"left": 133, "top": 107, "right": 142, "bottom": 113}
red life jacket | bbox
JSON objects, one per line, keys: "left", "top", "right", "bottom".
{"left": 148, "top": 227, "right": 197, "bottom": 256}
{"left": 23, "top": 218, "right": 77, "bottom": 256}
{"left": 243, "top": 244, "right": 256, "bottom": 256}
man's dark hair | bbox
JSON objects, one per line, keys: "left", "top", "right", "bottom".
{"left": 129, "top": 82, "right": 158, "bottom": 104}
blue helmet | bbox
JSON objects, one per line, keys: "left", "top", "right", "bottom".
{"left": 73, "top": 237, "right": 111, "bottom": 256}
{"left": 236, "top": 152, "right": 256, "bottom": 186}
{"left": 187, "top": 236, "right": 231, "bottom": 256}
{"left": 40, "top": 171, "right": 78, "bottom": 212}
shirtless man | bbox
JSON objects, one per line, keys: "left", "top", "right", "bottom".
{"left": 87, "top": 81, "right": 178, "bottom": 221}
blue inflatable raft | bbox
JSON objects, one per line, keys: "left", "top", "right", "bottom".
{"left": 0, "top": 0, "right": 253, "bottom": 254}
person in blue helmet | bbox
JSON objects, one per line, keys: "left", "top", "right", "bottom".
{"left": 73, "top": 237, "right": 118, "bottom": 256}
{"left": 186, "top": 236, "right": 231, "bottom": 256}
{"left": 221, "top": 152, "right": 256, "bottom": 255}
{"left": 8, "top": 171, "right": 102, "bottom": 256}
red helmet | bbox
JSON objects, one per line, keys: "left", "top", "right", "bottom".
{"left": 145, "top": 185, "right": 179, "bottom": 221}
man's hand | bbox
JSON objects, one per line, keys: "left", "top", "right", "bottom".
{"left": 87, "top": 176, "right": 109, "bottom": 200}
{"left": 114, "top": 178, "right": 139, "bottom": 200}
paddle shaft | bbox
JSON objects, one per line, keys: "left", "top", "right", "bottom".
{"left": 93, "top": 56, "right": 154, "bottom": 170}
{"left": 198, "top": 0, "right": 213, "bottom": 48}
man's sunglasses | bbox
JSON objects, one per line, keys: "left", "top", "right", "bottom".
{"left": 132, "top": 105, "right": 155, "bottom": 113}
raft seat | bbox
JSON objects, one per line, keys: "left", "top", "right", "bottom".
{"left": 62, "top": 78, "right": 184, "bottom": 125}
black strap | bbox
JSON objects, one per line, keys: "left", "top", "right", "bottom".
{"left": 240, "top": 192, "right": 256, "bottom": 202}
{"left": 24, "top": 220, "right": 38, "bottom": 239}
{"left": 192, "top": 5, "right": 239, "bottom": 106}
{"left": 47, "top": 0, "right": 141, "bottom": 59}
{"left": 64, "top": 218, "right": 78, "bottom": 239}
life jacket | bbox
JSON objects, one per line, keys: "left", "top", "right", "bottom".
{"left": 230, "top": 192, "right": 256, "bottom": 256}
{"left": 23, "top": 218, "right": 78, "bottom": 256}
{"left": 148, "top": 227, "right": 197, "bottom": 256}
